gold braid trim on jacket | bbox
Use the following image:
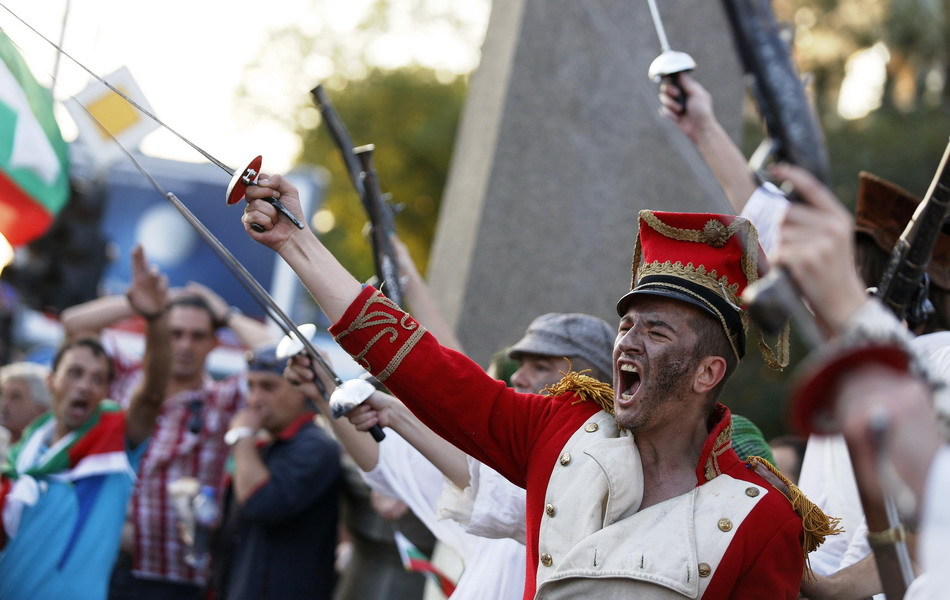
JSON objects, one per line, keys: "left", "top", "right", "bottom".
{"left": 747, "top": 456, "right": 844, "bottom": 581}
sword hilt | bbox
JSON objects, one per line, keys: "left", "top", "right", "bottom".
{"left": 249, "top": 197, "right": 306, "bottom": 233}
{"left": 666, "top": 72, "right": 688, "bottom": 114}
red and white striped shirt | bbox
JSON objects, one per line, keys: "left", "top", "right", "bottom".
{"left": 112, "top": 361, "right": 244, "bottom": 585}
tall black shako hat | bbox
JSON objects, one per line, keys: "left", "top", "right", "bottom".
{"left": 616, "top": 210, "right": 787, "bottom": 370}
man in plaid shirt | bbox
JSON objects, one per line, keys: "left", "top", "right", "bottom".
{"left": 62, "top": 282, "right": 270, "bottom": 599}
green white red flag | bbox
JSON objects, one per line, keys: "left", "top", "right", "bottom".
{"left": 394, "top": 530, "right": 457, "bottom": 597}
{"left": 0, "top": 31, "right": 69, "bottom": 246}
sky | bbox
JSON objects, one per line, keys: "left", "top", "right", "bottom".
{"left": 2, "top": 0, "right": 888, "bottom": 177}
{"left": 1, "top": 0, "right": 489, "bottom": 173}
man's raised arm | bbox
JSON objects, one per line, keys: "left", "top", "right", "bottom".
{"left": 287, "top": 354, "right": 470, "bottom": 489}
{"left": 243, "top": 174, "right": 363, "bottom": 323}
{"left": 61, "top": 294, "right": 139, "bottom": 339}
{"left": 243, "top": 173, "right": 546, "bottom": 487}
{"left": 124, "top": 246, "right": 171, "bottom": 446}
{"left": 659, "top": 74, "right": 757, "bottom": 214}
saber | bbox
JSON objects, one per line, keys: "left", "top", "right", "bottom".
{"left": 70, "top": 101, "right": 317, "bottom": 372}
{"left": 646, "top": 0, "right": 673, "bottom": 53}
{"left": 112, "top": 144, "right": 336, "bottom": 383}
{"left": 644, "top": 0, "right": 696, "bottom": 110}
{"left": 275, "top": 324, "right": 384, "bottom": 441}
{"left": 74, "top": 98, "right": 384, "bottom": 440}
{"left": 0, "top": 0, "right": 302, "bottom": 232}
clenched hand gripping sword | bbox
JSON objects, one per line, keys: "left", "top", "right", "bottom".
{"left": 645, "top": 0, "right": 696, "bottom": 111}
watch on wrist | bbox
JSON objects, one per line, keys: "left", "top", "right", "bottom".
{"left": 224, "top": 426, "right": 256, "bottom": 446}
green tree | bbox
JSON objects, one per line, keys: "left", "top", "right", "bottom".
{"left": 765, "top": 0, "right": 949, "bottom": 206}
{"left": 297, "top": 67, "right": 467, "bottom": 282}
{"left": 729, "top": 0, "right": 950, "bottom": 439}
{"left": 234, "top": 0, "right": 484, "bottom": 282}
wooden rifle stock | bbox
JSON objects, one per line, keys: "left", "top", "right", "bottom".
{"left": 724, "top": 0, "right": 828, "bottom": 348}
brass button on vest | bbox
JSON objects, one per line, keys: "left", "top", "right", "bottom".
{"left": 584, "top": 422, "right": 599, "bottom": 433}
{"left": 698, "top": 563, "right": 711, "bottom": 577}
{"left": 540, "top": 553, "right": 553, "bottom": 567}
{"left": 545, "top": 504, "right": 556, "bottom": 517}
{"left": 559, "top": 453, "right": 572, "bottom": 466}
{"left": 717, "top": 518, "right": 733, "bottom": 532}
{"left": 745, "top": 487, "right": 760, "bottom": 497}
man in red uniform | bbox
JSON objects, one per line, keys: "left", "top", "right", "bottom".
{"left": 240, "top": 174, "right": 831, "bottom": 599}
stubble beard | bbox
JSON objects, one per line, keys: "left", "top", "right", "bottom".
{"left": 614, "top": 351, "right": 696, "bottom": 432}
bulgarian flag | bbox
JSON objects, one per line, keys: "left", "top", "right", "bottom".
{"left": 0, "top": 31, "right": 70, "bottom": 246}
{"left": 394, "top": 530, "right": 457, "bottom": 597}
{"left": 2, "top": 400, "right": 130, "bottom": 546}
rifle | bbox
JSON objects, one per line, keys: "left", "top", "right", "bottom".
{"left": 721, "top": 0, "right": 828, "bottom": 347}
{"left": 310, "top": 85, "right": 405, "bottom": 308}
{"left": 354, "top": 144, "right": 405, "bottom": 308}
{"left": 720, "top": 0, "right": 830, "bottom": 184}
{"left": 874, "top": 139, "right": 950, "bottom": 329}
{"left": 721, "top": 2, "right": 914, "bottom": 596}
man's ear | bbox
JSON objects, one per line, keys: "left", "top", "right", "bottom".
{"left": 693, "top": 356, "right": 727, "bottom": 395}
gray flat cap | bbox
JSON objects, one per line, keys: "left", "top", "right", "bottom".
{"left": 508, "top": 313, "right": 615, "bottom": 379}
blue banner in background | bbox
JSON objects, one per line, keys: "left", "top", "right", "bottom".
{"left": 98, "top": 154, "right": 324, "bottom": 321}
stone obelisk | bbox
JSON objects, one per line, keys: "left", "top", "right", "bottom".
{"left": 428, "top": 0, "right": 745, "bottom": 365}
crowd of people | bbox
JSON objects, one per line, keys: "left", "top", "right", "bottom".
{"left": 0, "top": 69, "right": 947, "bottom": 600}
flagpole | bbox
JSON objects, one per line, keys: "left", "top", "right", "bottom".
{"left": 49, "top": 0, "right": 71, "bottom": 97}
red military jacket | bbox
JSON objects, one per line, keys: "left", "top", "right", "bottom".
{"left": 330, "top": 287, "right": 804, "bottom": 599}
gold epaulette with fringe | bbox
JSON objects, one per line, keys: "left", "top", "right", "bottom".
{"left": 542, "top": 368, "right": 615, "bottom": 415}
{"left": 746, "top": 456, "right": 844, "bottom": 581}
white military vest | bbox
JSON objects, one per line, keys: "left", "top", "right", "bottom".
{"left": 534, "top": 411, "right": 768, "bottom": 599}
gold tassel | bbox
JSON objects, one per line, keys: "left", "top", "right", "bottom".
{"left": 755, "top": 320, "right": 791, "bottom": 371}
{"left": 746, "top": 456, "right": 844, "bottom": 581}
{"left": 543, "top": 366, "right": 615, "bottom": 416}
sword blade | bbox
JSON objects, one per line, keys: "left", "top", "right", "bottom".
{"left": 645, "top": 0, "right": 672, "bottom": 52}
{"left": 0, "top": 1, "right": 235, "bottom": 176}
{"left": 71, "top": 98, "right": 343, "bottom": 386}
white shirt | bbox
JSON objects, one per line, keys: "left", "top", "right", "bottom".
{"left": 797, "top": 434, "right": 872, "bottom": 575}
{"left": 906, "top": 447, "right": 950, "bottom": 599}
{"left": 363, "top": 430, "right": 526, "bottom": 600}
{"left": 739, "top": 181, "right": 789, "bottom": 255}
{"left": 438, "top": 456, "right": 528, "bottom": 544}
